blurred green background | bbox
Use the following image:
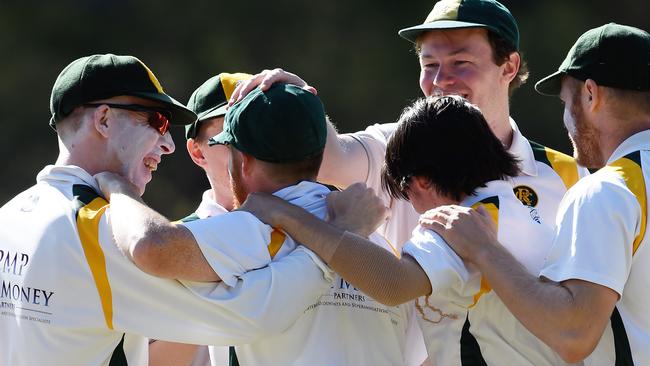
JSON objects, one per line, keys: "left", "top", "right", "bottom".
{"left": 1, "top": 0, "right": 648, "bottom": 218}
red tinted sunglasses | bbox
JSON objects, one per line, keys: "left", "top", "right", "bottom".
{"left": 84, "top": 103, "right": 171, "bottom": 135}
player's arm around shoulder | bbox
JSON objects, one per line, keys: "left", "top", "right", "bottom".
{"left": 316, "top": 118, "right": 371, "bottom": 188}
{"left": 229, "top": 68, "right": 372, "bottom": 188}
{"left": 421, "top": 199, "right": 621, "bottom": 363}
{"left": 95, "top": 172, "right": 219, "bottom": 282}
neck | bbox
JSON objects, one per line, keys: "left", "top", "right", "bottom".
{"left": 248, "top": 179, "right": 300, "bottom": 196}
{"left": 207, "top": 186, "right": 234, "bottom": 211}
{"left": 600, "top": 116, "right": 650, "bottom": 164}
{"left": 55, "top": 138, "right": 105, "bottom": 175}
{"left": 485, "top": 105, "right": 514, "bottom": 149}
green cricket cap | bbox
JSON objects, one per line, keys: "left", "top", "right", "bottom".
{"left": 185, "top": 72, "right": 252, "bottom": 139}
{"left": 398, "top": 0, "right": 519, "bottom": 50}
{"left": 211, "top": 83, "right": 326, "bottom": 163}
{"left": 535, "top": 23, "right": 650, "bottom": 96}
{"left": 49, "top": 54, "right": 197, "bottom": 129}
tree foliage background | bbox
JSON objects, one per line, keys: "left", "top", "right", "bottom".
{"left": 1, "top": 0, "right": 648, "bottom": 218}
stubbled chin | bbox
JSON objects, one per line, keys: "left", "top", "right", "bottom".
{"left": 128, "top": 167, "right": 151, "bottom": 197}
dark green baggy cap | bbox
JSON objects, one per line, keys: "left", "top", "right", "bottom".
{"left": 185, "top": 72, "right": 252, "bottom": 139}
{"left": 49, "top": 54, "right": 196, "bottom": 128}
{"left": 535, "top": 23, "right": 650, "bottom": 96}
{"left": 211, "top": 84, "right": 327, "bottom": 163}
{"left": 398, "top": 0, "right": 519, "bottom": 50}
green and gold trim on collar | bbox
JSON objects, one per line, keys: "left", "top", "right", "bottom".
{"left": 530, "top": 141, "right": 580, "bottom": 190}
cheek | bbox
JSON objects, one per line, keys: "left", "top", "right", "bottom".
{"left": 419, "top": 69, "right": 433, "bottom": 96}
{"left": 206, "top": 149, "right": 229, "bottom": 171}
{"left": 563, "top": 107, "right": 576, "bottom": 134}
{"left": 458, "top": 68, "right": 483, "bottom": 90}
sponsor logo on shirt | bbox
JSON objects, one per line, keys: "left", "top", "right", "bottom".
{"left": 0, "top": 250, "right": 55, "bottom": 324}
{"left": 303, "top": 277, "right": 401, "bottom": 323}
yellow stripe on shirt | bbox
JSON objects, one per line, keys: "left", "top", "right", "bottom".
{"left": 530, "top": 141, "right": 581, "bottom": 190}
{"left": 268, "top": 229, "right": 286, "bottom": 259}
{"left": 545, "top": 147, "right": 581, "bottom": 190}
{"left": 469, "top": 199, "right": 499, "bottom": 307}
{"left": 603, "top": 152, "right": 647, "bottom": 254}
{"left": 77, "top": 196, "right": 114, "bottom": 329}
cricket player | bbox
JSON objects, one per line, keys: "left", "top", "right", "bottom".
{"left": 148, "top": 72, "right": 252, "bottom": 366}
{"left": 0, "top": 54, "right": 333, "bottom": 365}
{"left": 95, "top": 83, "right": 414, "bottom": 365}
{"left": 421, "top": 23, "right": 650, "bottom": 365}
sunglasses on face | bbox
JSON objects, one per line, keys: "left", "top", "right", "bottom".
{"left": 84, "top": 103, "right": 171, "bottom": 135}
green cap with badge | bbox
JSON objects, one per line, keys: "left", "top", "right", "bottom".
{"left": 49, "top": 54, "right": 196, "bottom": 129}
{"left": 535, "top": 23, "right": 650, "bottom": 96}
{"left": 398, "top": 0, "right": 519, "bottom": 50}
{"left": 185, "top": 72, "right": 252, "bottom": 139}
{"left": 210, "top": 83, "right": 327, "bottom": 163}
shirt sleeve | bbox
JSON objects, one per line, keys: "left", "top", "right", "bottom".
{"left": 347, "top": 123, "right": 397, "bottom": 204}
{"left": 402, "top": 227, "right": 477, "bottom": 306}
{"left": 100, "top": 211, "right": 332, "bottom": 346}
{"left": 180, "top": 211, "right": 273, "bottom": 287}
{"left": 540, "top": 172, "right": 639, "bottom": 296}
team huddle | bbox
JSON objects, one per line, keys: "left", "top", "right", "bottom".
{"left": 1, "top": 0, "right": 649, "bottom": 365}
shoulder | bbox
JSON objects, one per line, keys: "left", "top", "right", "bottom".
{"left": 347, "top": 122, "right": 397, "bottom": 143}
{"left": 529, "top": 140, "right": 586, "bottom": 189}
{"left": 562, "top": 169, "right": 637, "bottom": 215}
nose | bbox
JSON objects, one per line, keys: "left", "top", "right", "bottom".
{"left": 160, "top": 131, "right": 175, "bottom": 154}
{"left": 433, "top": 65, "right": 455, "bottom": 90}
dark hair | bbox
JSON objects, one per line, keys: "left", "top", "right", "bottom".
{"left": 486, "top": 31, "right": 529, "bottom": 96}
{"left": 381, "top": 95, "right": 520, "bottom": 202}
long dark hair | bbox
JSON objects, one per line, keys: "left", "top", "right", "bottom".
{"left": 381, "top": 95, "right": 520, "bottom": 202}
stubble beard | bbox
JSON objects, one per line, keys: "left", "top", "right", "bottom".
{"left": 229, "top": 170, "right": 248, "bottom": 209}
{"left": 570, "top": 97, "right": 603, "bottom": 169}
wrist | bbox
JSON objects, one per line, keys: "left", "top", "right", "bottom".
{"left": 470, "top": 238, "right": 502, "bottom": 267}
{"left": 272, "top": 202, "right": 302, "bottom": 229}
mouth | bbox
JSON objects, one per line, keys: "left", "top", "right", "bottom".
{"left": 448, "top": 92, "right": 470, "bottom": 100}
{"left": 143, "top": 157, "right": 159, "bottom": 172}
{"left": 435, "top": 89, "right": 470, "bottom": 100}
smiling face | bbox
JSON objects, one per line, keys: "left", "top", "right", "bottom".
{"left": 100, "top": 96, "right": 176, "bottom": 195}
{"left": 418, "top": 28, "right": 510, "bottom": 132}
{"left": 187, "top": 116, "right": 233, "bottom": 209}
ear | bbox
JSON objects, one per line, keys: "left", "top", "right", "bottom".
{"left": 240, "top": 152, "right": 256, "bottom": 179}
{"left": 501, "top": 52, "right": 521, "bottom": 84}
{"left": 91, "top": 105, "right": 111, "bottom": 138}
{"left": 186, "top": 139, "right": 207, "bottom": 167}
{"left": 583, "top": 79, "right": 602, "bottom": 113}
{"left": 501, "top": 51, "right": 521, "bottom": 84}
{"left": 411, "top": 176, "right": 432, "bottom": 193}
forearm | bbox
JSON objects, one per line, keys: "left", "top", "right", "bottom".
{"left": 472, "top": 245, "right": 605, "bottom": 362}
{"left": 274, "top": 208, "right": 430, "bottom": 306}
{"left": 330, "top": 232, "right": 431, "bottom": 306}
{"left": 107, "top": 192, "right": 171, "bottom": 258}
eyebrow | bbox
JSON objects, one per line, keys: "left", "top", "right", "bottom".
{"left": 420, "top": 47, "right": 471, "bottom": 59}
